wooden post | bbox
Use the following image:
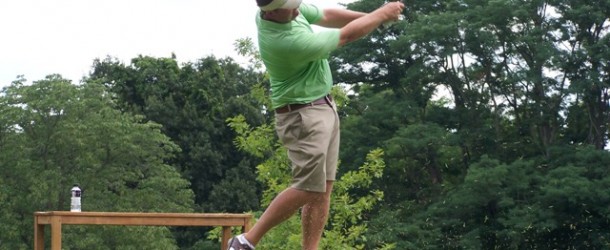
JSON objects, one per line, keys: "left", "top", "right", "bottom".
{"left": 34, "top": 214, "right": 45, "bottom": 250}
{"left": 221, "top": 226, "right": 232, "bottom": 250}
{"left": 51, "top": 215, "right": 62, "bottom": 250}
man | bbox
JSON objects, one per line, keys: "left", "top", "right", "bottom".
{"left": 228, "top": 0, "right": 404, "bottom": 249}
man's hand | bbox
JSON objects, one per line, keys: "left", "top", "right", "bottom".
{"left": 338, "top": 1, "right": 405, "bottom": 46}
{"left": 378, "top": 1, "right": 405, "bottom": 22}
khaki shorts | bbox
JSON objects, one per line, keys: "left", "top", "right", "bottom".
{"left": 275, "top": 101, "right": 340, "bottom": 193}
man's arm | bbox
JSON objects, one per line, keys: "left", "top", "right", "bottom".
{"left": 337, "top": 2, "right": 404, "bottom": 46}
{"left": 315, "top": 9, "right": 366, "bottom": 28}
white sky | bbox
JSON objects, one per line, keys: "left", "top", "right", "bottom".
{"left": 0, "top": 0, "right": 352, "bottom": 88}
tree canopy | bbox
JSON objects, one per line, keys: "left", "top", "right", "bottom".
{"left": 0, "top": 76, "right": 193, "bottom": 249}
{"left": 1, "top": 0, "right": 608, "bottom": 248}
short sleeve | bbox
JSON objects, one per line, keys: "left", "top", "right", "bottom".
{"left": 299, "top": 3, "right": 324, "bottom": 24}
{"left": 289, "top": 30, "right": 340, "bottom": 61}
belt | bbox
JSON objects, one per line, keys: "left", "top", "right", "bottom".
{"left": 275, "top": 95, "right": 333, "bottom": 114}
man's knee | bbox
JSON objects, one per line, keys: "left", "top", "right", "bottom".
{"left": 304, "top": 191, "right": 329, "bottom": 205}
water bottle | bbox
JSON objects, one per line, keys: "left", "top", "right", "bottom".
{"left": 70, "top": 184, "right": 81, "bottom": 212}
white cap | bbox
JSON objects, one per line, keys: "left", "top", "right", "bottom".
{"left": 259, "top": 0, "right": 302, "bottom": 11}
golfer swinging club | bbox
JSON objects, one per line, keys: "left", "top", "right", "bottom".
{"left": 228, "top": 0, "right": 404, "bottom": 249}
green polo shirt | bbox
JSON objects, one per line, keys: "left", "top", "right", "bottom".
{"left": 256, "top": 3, "right": 341, "bottom": 109}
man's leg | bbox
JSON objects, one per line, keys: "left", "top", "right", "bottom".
{"left": 301, "top": 180, "right": 334, "bottom": 250}
{"left": 244, "top": 187, "right": 326, "bottom": 246}
{"left": 241, "top": 103, "right": 339, "bottom": 248}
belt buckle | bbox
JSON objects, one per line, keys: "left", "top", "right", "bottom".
{"left": 276, "top": 94, "right": 331, "bottom": 114}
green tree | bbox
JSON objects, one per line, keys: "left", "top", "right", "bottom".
{"left": 88, "top": 55, "right": 266, "bottom": 213}
{"left": 331, "top": 0, "right": 609, "bottom": 248}
{"left": 87, "top": 55, "right": 267, "bottom": 248}
{"left": 228, "top": 113, "right": 388, "bottom": 249}
{"left": 0, "top": 76, "right": 194, "bottom": 249}
{"left": 393, "top": 147, "right": 610, "bottom": 249}
{"left": 551, "top": 0, "right": 610, "bottom": 149}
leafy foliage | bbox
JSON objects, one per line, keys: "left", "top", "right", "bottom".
{"left": 0, "top": 76, "right": 193, "bottom": 249}
{"left": 1, "top": 0, "right": 608, "bottom": 248}
{"left": 87, "top": 55, "right": 267, "bottom": 213}
{"left": 228, "top": 92, "right": 388, "bottom": 249}
{"left": 333, "top": 0, "right": 610, "bottom": 248}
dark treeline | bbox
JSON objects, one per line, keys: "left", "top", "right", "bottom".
{"left": 333, "top": 0, "right": 610, "bottom": 248}
{"left": 1, "top": 0, "right": 608, "bottom": 249}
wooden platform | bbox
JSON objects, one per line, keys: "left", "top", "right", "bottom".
{"left": 34, "top": 211, "right": 252, "bottom": 250}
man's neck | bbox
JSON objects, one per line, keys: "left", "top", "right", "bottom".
{"left": 261, "top": 11, "right": 291, "bottom": 24}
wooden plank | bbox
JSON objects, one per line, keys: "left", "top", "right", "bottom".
{"left": 34, "top": 211, "right": 253, "bottom": 250}
{"left": 34, "top": 212, "right": 251, "bottom": 226}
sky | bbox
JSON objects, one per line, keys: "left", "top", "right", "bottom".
{"left": 0, "top": 0, "right": 353, "bottom": 88}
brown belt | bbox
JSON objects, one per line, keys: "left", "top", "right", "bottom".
{"left": 275, "top": 95, "right": 333, "bottom": 114}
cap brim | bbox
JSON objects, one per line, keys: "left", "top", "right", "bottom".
{"left": 260, "top": 0, "right": 302, "bottom": 11}
{"left": 280, "top": 0, "right": 302, "bottom": 9}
